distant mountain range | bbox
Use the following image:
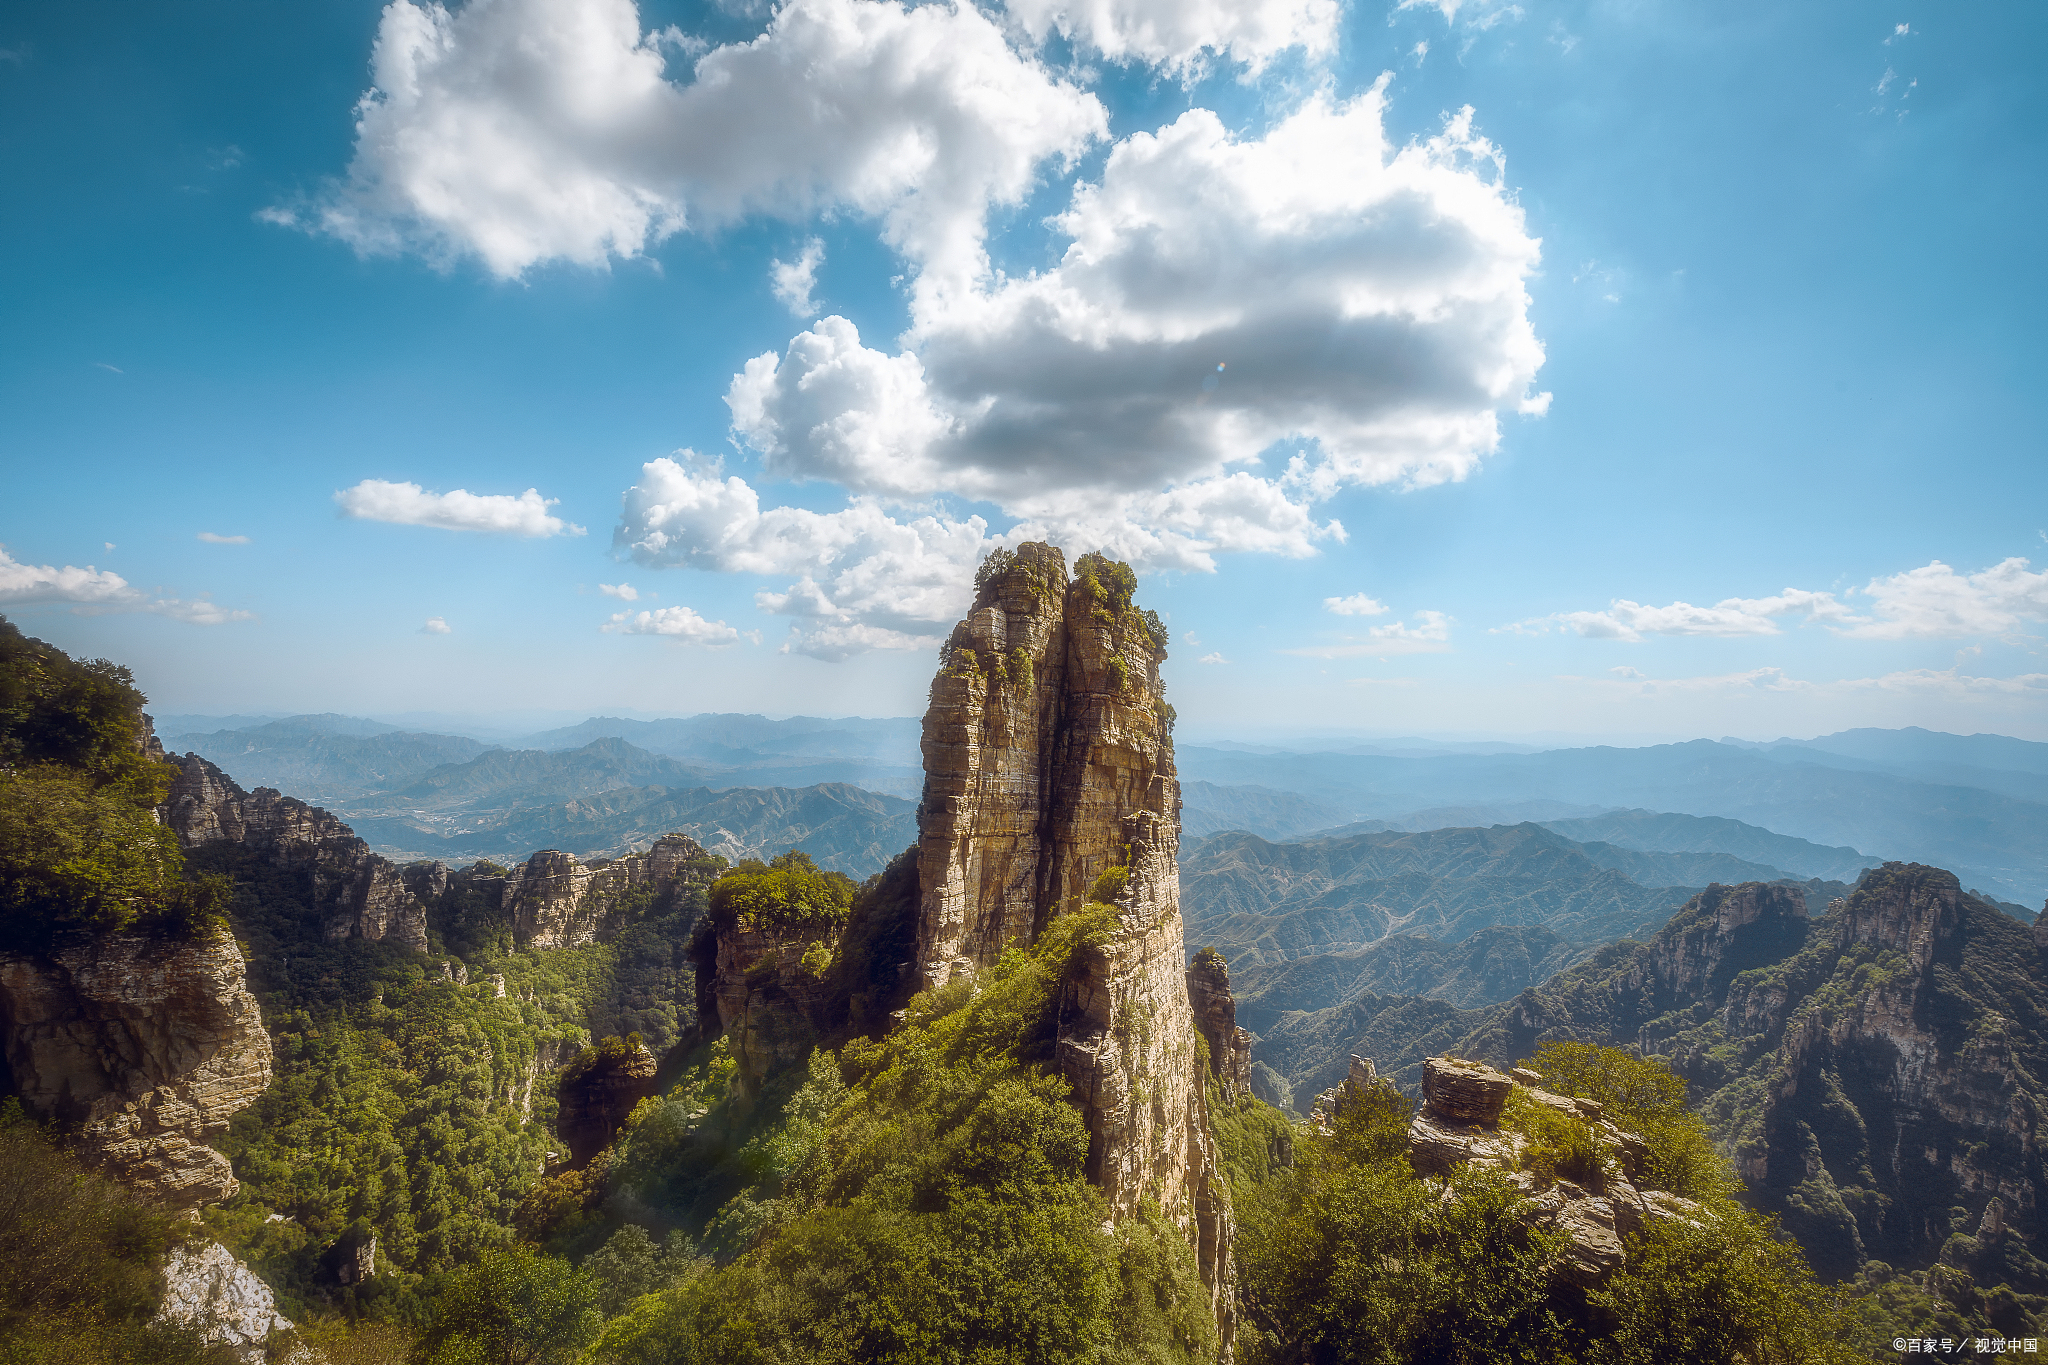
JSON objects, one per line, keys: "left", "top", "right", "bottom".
{"left": 1178, "top": 733, "right": 2048, "bottom": 904}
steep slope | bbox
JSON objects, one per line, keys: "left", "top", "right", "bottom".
{"left": 163, "top": 753, "right": 430, "bottom": 949}
{"left": 1450, "top": 866, "right": 2048, "bottom": 1298}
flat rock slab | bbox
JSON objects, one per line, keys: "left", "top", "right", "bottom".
{"left": 1422, "top": 1055, "right": 1514, "bottom": 1126}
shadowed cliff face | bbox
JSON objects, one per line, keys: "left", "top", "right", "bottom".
{"left": 502, "top": 833, "right": 712, "bottom": 949}
{"left": 161, "top": 754, "right": 429, "bottom": 951}
{"left": 910, "top": 543, "right": 1236, "bottom": 1351}
{"left": 0, "top": 930, "right": 270, "bottom": 1207}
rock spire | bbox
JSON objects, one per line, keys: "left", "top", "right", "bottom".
{"left": 912, "top": 543, "right": 1235, "bottom": 1351}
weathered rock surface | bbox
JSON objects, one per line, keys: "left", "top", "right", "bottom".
{"left": 0, "top": 931, "right": 270, "bottom": 1206}
{"left": 156, "top": 1240, "right": 310, "bottom": 1364}
{"left": 161, "top": 753, "right": 429, "bottom": 950}
{"left": 1420, "top": 1055, "right": 1514, "bottom": 1126}
{"left": 692, "top": 916, "right": 845, "bottom": 1098}
{"left": 504, "top": 833, "right": 711, "bottom": 949}
{"left": 1187, "top": 948, "right": 1254, "bottom": 1101}
{"left": 910, "top": 544, "right": 1235, "bottom": 1351}
{"left": 558, "top": 1041, "right": 660, "bottom": 1165}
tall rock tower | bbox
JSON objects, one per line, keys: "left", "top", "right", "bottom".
{"left": 915, "top": 542, "right": 1234, "bottom": 1350}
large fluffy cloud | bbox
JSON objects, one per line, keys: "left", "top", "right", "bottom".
{"left": 286, "top": 0, "right": 1104, "bottom": 299}
{"left": 0, "top": 547, "right": 250, "bottom": 625}
{"left": 1520, "top": 557, "right": 2048, "bottom": 643}
{"left": 614, "top": 455, "right": 996, "bottom": 658}
{"left": 336, "top": 479, "right": 584, "bottom": 536}
{"left": 728, "top": 90, "right": 1544, "bottom": 577}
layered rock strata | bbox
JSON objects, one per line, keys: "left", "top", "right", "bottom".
{"left": 912, "top": 544, "right": 1235, "bottom": 1353}
{"left": 691, "top": 915, "right": 844, "bottom": 1097}
{"left": 0, "top": 930, "right": 270, "bottom": 1206}
{"left": 161, "top": 754, "right": 429, "bottom": 950}
{"left": 1187, "top": 948, "right": 1254, "bottom": 1101}
{"left": 503, "top": 834, "right": 711, "bottom": 949}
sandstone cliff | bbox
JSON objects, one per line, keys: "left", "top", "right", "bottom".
{"left": 503, "top": 833, "right": 712, "bottom": 949}
{"left": 161, "top": 753, "right": 429, "bottom": 950}
{"left": 0, "top": 929, "right": 270, "bottom": 1207}
{"left": 557, "top": 1038, "right": 660, "bottom": 1165}
{"left": 912, "top": 544, "right": 1236, "bottom": 1350}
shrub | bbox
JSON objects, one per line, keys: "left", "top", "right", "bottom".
{"left": 708, "top": 852, "right": 857, "bottom": 938}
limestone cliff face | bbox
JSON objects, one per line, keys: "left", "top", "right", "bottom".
{"left": 505, "top": 834, "right": 709, "bottom": 949}
{"left": 0, "top": 930, "right": 270, "bottom": 1207}
{"left": 161, "top": 754, "right": 429, "bottom": 951}
{"left": 912, "top": 544, "right": 1235, "bottom": 1350}
{"left": 1187, "top": 948, "right": 1253, "bottom": 1102}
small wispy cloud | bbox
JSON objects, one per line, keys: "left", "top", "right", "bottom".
{"left": 599, "top": 582, "right": 640, "bottom": 601}
{"left": 1285, "top": 610, "right": 1452, "bottom": 658}
{"left": 94, "top": 362, "right": 123, "bottom": 374}
{"left": 1198, "top": 652, "right": 1229, "bottom": 664}
{"left": 197, "top": 531, "right": 249, "bottom": 545}
{"left": 422, "top": 616, "right": 452, "bottom": 634}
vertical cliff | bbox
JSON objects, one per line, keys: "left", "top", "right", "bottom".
{"left": 0, "top": 929, "right": 271, "bottom": 1207}
{"left": 1188, "top": 947, "right": 1255, "bottom": 1102}
{"left": 161, "top": 753, "right": 429, "bottom": 950}
{"left": 912, "top": 543, "right": 1235, "bottom": 1349}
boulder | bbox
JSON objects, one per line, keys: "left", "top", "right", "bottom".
{"left": 1421, "top": 1056, "right": 1514, "bottom": 1126}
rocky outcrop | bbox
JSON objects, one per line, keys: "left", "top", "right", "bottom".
{"left": 156, "top": 1240, "right": 311, "bottom": 1364}
{"left": 1187, "top": 948, "right": 1253, "bottom": 1101}
{"left": 691, "top": 915, "right": 843, "bottom": 1098}
{"left": 504, "top": 834, "right": 710, "bottom": 949}
{"left": 558, "top": 1039, "right": 659, "bottom": 1165}
{"left": 911, "top": 544, "right": 1235, "bottom": 1352}
{"left": 160, "top": 753, "right": 428, "bottom": 950}
{"left": 0, "top": 930, "right": 270, "bottom": 1207}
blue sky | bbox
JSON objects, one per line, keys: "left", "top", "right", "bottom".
{"left": 3, "top": 0, "right": 2044, "bottom": 742}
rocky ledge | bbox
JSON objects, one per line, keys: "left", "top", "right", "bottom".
{"left": 0, "top": 930, "right": 271, "bottom": 1207}
{"left": 1332, "top": 1054, "right": 1703, "bottom": 1292}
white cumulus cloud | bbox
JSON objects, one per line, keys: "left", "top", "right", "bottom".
{"left": 1004, "top": 0, "right": 1339, "bottom": 74}
{"left": 770, "top": 238, "right": 825, "bottom": 317}
{"left": 336, "top": 479, "right": 585, "bottom": 536}
{"left": 283, "top": 0, "right": 1104, "bottom": 301}
{"left": 1843, "top": 557, "right": 2048, "bottom": 639}
{"left": 422, "top": 615, "right": 453, "bottom": 634}
{"left": 1325, "top": 592, "right": 1389, "bottom": 617}
{"left": 0, "top": 547, "right": 251, "bottom": 625}
{"left": 601, "top": 603, "right": 742, "bottom": 646}
{"left": 613, "top": 454, "right": 996, "bottom": 658}
{"left": 197, "top": 531, "right": 250, "bottom": 545}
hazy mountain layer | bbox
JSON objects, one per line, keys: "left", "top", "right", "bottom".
{"left": 1180, "top": 823, "right": 1697, "bottom": 965}
{"left": 1179, "top": 780, "right": 1352, "bottom": 840}
{"left": 1537, "top": 808, "right": 1880, "bottom": 883}
{"left": 344, "top": 737, "right": 713, "bottom": 812}
{"left": 166, "top": 718, "right": 495, "bottom": 801}
{"left": 344, "top": 780, "right": 916, "bottom": 878}
{"left": 1227, "top": 924, "right": 1587, "bottom": 1021}
{"left": 1179, "top": 738, "right": 2048, "bottom": 903}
